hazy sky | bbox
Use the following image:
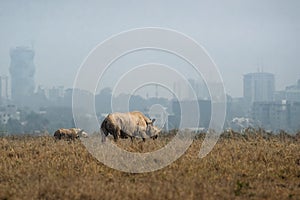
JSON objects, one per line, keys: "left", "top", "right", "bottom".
{"left": 0, "top": 0, "right": 299, "bottom": 97}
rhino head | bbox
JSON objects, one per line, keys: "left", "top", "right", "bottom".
{"left": 146, "top": 119, "right": 161, "bottom": 139}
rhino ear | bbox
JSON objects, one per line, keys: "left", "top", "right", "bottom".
{"left": 78, "top": 129, "right": 84, "bottom": 134}
{"left": 146, "top": 119, "right": 153, "bottom": 125}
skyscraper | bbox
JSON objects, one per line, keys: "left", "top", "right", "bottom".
{"left": 9, "top": 46, "right": 35, "bottom": 106}
{"left": 0, "top": 76, "right": 9, "bottom": 101}
{"left": 243, "top": 72, "right": 275, "bottom": 104}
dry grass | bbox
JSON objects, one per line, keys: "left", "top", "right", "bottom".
{"left": 0, "top": 131, "right": 300, "bottom": 200}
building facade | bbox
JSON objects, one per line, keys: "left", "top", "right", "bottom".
{"left": 290, "top": 102, "right": 300, "bottom": 131}
{"left": 269, "top": 101, "right": 290, "bottom": 131}
{"left": 0, "top": 104, "right": 20, "bottom": 124}
{"left": 243, "top": 72, "right": 275, "bottom": 104}
{"left": 283, "top": 79, "right": 300, "bottom": 102}
{"left": 169, "top": 99, "right": 211, "bottom": 130}
{"left": 252, "top": 100, "right": 300, "bottom": 132}
{"left": 9, "top": 46, "right": 35, "bottom": 106}
{"left": 0, "top": 76, "right": 9, "bottom": 103}
{"left": 251, "top": 102, "right": 271, "bottom": 129}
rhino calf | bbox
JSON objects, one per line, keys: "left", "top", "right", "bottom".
{"left": 54, "top": 128, "right": 88, "bottom": 140}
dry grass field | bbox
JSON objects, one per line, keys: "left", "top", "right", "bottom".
{"left": 0, "top": 130, "right": 300, "bottom": 200}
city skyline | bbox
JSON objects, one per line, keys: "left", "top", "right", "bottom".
{"left": 1, "top": 61, "right": 299, "bottom": 133}
{"left": 1, "top": 51, "right": 300, "bottom": 101}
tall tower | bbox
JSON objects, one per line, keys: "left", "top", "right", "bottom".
{"left": 243, "top": 72, "right": 275, "bottom": 104}
{"left": 0, "top": 76, "right": 2, "bottom": 104}
{"left": 0, "top": 76, "right": 9, "bottom": 100}
{"left": 9, "top": 46, "right": 35, "bottom": 106}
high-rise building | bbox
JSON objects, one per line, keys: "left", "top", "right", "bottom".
{"left": 251, "top": 102, "right": 271, "bottom": 129}
{"left": 269, "top": 100, "right": 289, "bottom": 131}
{"left": 173, "top": 79, "right": 209, "bottom": 100}
{"left": 9, "top": 46, "right": 35, "bottom": 106}
{"left": 252, "top": 100, "right": 300, "bottom": 132}
{"left": 243, "top": 72, "right": 275, "bottom": 104}
{"left": 0, "top": 76, "right": 9, "bottom": 102}
{"left": 290, "top": 102, "right": 300, "bottom": 131}
{"left": 285, "top": 79, "right": 300, "bottom": 102}
{"left": 48, "top": 86, "right": 64, "bottom": 101}
{"left": 274, "top": 79, "right": 300, "bottom": 102}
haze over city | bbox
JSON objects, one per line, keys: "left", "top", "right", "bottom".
{"left": 0, "top": 0, "right": 299, "bottom": 97}
{"left": 1, "top": 2, "right": 300, "bottom": 198}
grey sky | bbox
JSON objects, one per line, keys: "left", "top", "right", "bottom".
{"left": 0, "top": 0, "right": 299, "bottom": 97}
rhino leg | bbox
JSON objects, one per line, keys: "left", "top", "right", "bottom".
{"left": 120, "top": 130, "right": 128, "bottom": 139}
{"left": 101, "top": 131, "right": 106, "bottom": 142}
{"left": 152, "top": 135, "right": 158, "bottom": 140}
{"left": 113, "top": 127, "right": 120, "bottom": 142}
{"left": 140, "top": 131, "right": 148, "bottom": 142}
{"left": 101, "top": 127, "right": 109, "bottom": 142}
